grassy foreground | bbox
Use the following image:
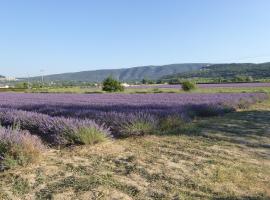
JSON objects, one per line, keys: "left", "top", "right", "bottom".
{"left": 0, "top": 101, "right": 269, "bottom": 199}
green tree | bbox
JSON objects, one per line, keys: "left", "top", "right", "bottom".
{"left": 102, "top": 76, "right": 124, "bottom": 92}
{"left": 142, "top": 78, "right": 148, "bottom": 84}
{"left": 181, "top": 81, "right": 196, "bottom": 91}
{"left": 15, "top": 82, "right": 29, "bottom": 89}
{"left": 246, "top": 76, "right": 253, "bottom": 82}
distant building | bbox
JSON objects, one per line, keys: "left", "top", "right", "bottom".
{"left": 0, "top": 84, "right": 9, "bottom": 88}
{"left": 121, "top": 83, "right": 130, "bottom": 87}
{"left": 0, "top": 77, "right": 17, "bottom": 81}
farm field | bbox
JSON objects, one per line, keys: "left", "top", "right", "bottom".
{"left": 0, "top": 92, "right": 269, "bottom": 199}
{"left": 129, "top": 82, "right": 270, "bottom": 89}
{"left": 28, "top": 83, "right": 270, "bottom": 94}
{"left": 0, "top": 92, "right": 267, "bottom": 141}
{"left": 2, "top": 82, "right": 270, "bottom": 94}
{"left": 0, "top": 90, "right": 269, "bottom": 199}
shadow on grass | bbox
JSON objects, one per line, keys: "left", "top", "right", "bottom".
{"left": 195, "top": 110, "right": 270, "bottom": 149}
{"left": 214, "top": 196, "right": 269, "bottom": 200}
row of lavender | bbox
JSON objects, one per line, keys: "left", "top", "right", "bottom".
{"left": 129, "top": 82, "right": 270, "bottom": 89}
{"left": 0, "top": 93, "right": 268, "bottom": 146}
{"left": 0, "top": 93, "right": 266, "bottom": 121}
{"left": 0, "top": 93, "right": 266, "bottom": 109}
{"left": 0, "top": 108, "right": 110, "bottom": 146}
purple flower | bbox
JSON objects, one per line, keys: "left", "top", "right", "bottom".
{"left": 0, "top": 92, "right": 267, "bottom": 139}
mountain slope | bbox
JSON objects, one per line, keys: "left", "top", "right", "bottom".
{"left": 161, "top": 62, "right": 270, "bottom": 80}
{"left": 28, "top": 63, "right": 207, "bottom": 82}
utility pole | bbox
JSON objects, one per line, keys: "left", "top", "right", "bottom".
{"left": 27, "top": 73, "right": 30, "bottom": 89}
{"left": 40, "top": 69, "right": 44, "bottom": 86}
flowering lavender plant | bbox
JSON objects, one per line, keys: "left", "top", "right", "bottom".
{"left": 0, "top": 92, "right": 267, "bottom": 139}
{"left": 0, "top": 109, "right": 111, "bottom": 146}
{"left": 0, "top": 126, "right": 44, "bottom": 170}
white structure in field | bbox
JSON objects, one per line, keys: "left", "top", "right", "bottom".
{"left": 121, "top": 83, "right": 130, "bottom": 87}
{"left": 0, "top": 84, "right": 9, "bottom": 88}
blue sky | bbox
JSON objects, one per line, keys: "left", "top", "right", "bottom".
{"left": 1, "top": 0, "right": 270, "bottom": 77}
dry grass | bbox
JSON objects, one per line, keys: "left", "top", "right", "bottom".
{"left": 0, "top": 101, "right": 270, "bottom": 199}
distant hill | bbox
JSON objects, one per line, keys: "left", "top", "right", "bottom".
{"left": 161, "top": 62, "right": 270, "bottom": 81}
{"left": 0, "top": 75, "right": 4, "bottom": 78}
{"left": 27, "top": 63, "right": 208, "bottom": 82}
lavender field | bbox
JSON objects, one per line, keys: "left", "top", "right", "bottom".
{"left": 0, "top": 92, "right": 267, "bottom": 110}
{"left": 1, "top": 91, "right": 269, "bottom": 199}
{"left": 0, "top": 92, "right": 267, "bottom": 145}
{"left": 130, "top": 82, "right": 270, "bottom": 89}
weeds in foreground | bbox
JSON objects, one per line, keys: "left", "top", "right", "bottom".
{"left": 72, "top": 127, "right": 108, "bottom": 145}
{"left": 0, "top": 127, "right": 44, "bottom": 171}
{"left": 120, "top": 120, "right": 156, "bottom": 136}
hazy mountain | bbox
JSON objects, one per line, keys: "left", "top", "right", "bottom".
{"left": 161, "top": 62, "right": 270, "bottom": 81}
{"left": 27, "top": 63, "right": 208, "bottom": 82}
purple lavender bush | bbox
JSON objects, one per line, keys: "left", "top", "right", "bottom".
{"left": 0, "top": 126, "right": 44, "bottom": 171}
{"left": 0, "top": 109, "right": 111, "bottom": 146}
